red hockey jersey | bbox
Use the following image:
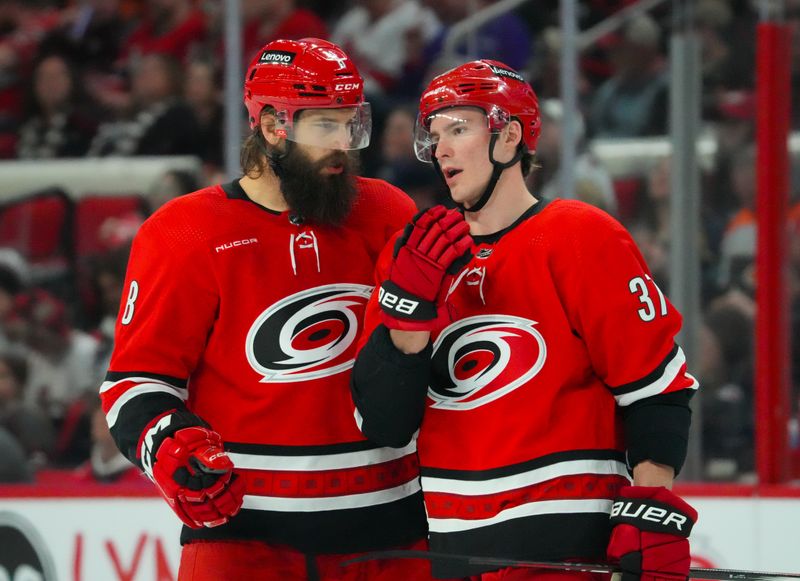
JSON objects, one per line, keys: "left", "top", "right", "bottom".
{"left": 361, "top": 198, "right": 698, "bottom": 566}
{"left": 100, "top": 177, "right": 426, "bottom": 553}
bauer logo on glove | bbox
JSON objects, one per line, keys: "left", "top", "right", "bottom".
{"left": 610, "top": 498, "right": 694, "bottom": 535}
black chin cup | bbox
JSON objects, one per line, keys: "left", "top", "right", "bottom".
{"left": 433, "top": 134, "right": 525, "bottom": 213}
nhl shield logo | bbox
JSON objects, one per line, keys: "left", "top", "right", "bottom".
{"left": 429, "top": 315, "right": 547, "bottom": 410}
{"left": 246, "top": 284, "right": 372, "bottom": 382}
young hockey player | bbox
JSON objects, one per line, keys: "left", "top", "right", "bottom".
{"left": 352, "top": 60, "right": 699, "bottom": 580}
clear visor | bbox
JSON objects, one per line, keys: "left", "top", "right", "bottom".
{"left": 275, "top": 103, "right": 372, "bottom": 151}
{"left": 413, "top": 105, "right": 510, "bottom": 162}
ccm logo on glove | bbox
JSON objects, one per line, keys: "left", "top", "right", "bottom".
{"left": 610, "top": 499, "right": 692, "bottom": 534}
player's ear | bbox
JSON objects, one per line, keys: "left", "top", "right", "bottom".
{"left": 494, "top": 119, "right": 522, "bottom": 164}
{"left": 504, "top": 119, "right": 522, "bottom": 149}
{"left": 259, "top": 112, "right": 282, "bottom": 146}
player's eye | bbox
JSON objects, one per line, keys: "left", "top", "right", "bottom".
{"left": 315, "top": 121, "right": 338, "bottom": 132}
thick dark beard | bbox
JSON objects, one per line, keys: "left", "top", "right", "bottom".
{"left": 273, "top": 144, "right": 360, "bottom": 226}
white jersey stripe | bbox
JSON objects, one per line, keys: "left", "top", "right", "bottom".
{"left": 241, "top": 478, "right": 421, "bottom": 512}
{"left": 428, "top": 498, "right": 613, "bottom": 533}
{"left": 614, "top": 347, "right": 697, "bottom": 407}
{"left": 105, "top": 382, "right": 188, "bottom": 428}
{"left": 421, "top": 458, "right": 628, "bottom": 496}
{"left": 229, "top": 439, "right": 417, "bottom": 472}
{"left": 353, "top": 407, "right": 364, "bottom": 433}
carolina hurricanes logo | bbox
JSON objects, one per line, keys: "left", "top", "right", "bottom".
{"left": 429, "top": 315, "right": 547, "bottom": 410}
{"left": 246, "top": 284, "right": 372, "bottom": 382}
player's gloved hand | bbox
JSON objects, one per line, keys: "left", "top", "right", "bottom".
{"left": 143, "top": 420, "right": 245, "bottom": 529}
{"left": 379, "top": 205, "right": 472, "bottom": 331}
{"left": 607, "top": 486, "right": 697, "bottom": 581}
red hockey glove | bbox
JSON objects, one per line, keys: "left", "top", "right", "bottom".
{"left": 607, "top": 486, "right": 697, "bottom": 581}
{"left": 142, "top": 416, "right": 245, "bottom": 529}
{"left": 379, "top": 205, "right": 472, "bottom": 331}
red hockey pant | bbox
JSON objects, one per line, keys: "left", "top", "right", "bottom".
{"left": 178, "top": 538, "right": 433, "bottom": 581}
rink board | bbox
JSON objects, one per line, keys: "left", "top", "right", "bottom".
{"left": 0, "top": 485, "right": 798, "bottom": 580}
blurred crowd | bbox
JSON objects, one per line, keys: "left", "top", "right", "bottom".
{"left": 0, "top": 0, "right": 799, "bottom": 484}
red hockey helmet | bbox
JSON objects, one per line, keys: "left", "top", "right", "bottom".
{"left": 414, "top": 60, "right": 540, "bottom": 162}
{"left": 244, "top": 38, "right": 371, "bottom": 150}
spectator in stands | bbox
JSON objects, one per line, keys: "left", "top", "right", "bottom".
{"left": 375, "top": 104, "right": 440, "bottom": 209}
{"left": 696, "top": 0, "right": 732, "bottom": 85}
{"left": 528, "top": 26, "right": 564, "bottom": 101}
{"left": 708, "top": 90, "right": 755, "bottom": 217}
{"left": 701, "top": 256, "right": 756, "bottom": 480}
{"left": 88, "top": 52, "right": 201, "bottom": 157}
{"left": 40, "top": 0, "right": 131, "bottom": 76}
{"left": 696, "top": 0, "right": 752, "bottom": 99}
{"left": 531, "top": 98, "right": 617, "bottom": 215}
{"left": 145, "top": 168, "right": 199, "bottom": 215}
{"left": 183, "top": 58, "right": 223, "bottom": 172}
{"left": 332, "top": 0, "right": 441, "bottom": 95}
{"left": 0, "top": 351, "right": 55, "bottom": 468}
{"left": 0, "top": 426, "right": 31, "bottom": 482}
{"left": 9, "top": 289, "right": 101, "bottom": 422}
{"left": 0, "top": 249, "right": 29, "bottom": 352}
{"left": 87, "top": 242, "right": 132, "bottom": 379}
{"left": 588, "top": 14, "right": 669, "bottom": 137}
{"left": 0, "top": 0, "right": 62, "bottom": 157}
{"left": 16, "top": 52, "right": 98, "bottom": 159}
{"left": 399, "top": 0, "right": 532, "bottom": 98}
{"left": 70, "top": 398, "right": 143, "bottom": 483}
{"left": 241, "top": 0, "right": 328, "bottom": 64}
{"left": 789, "top": 0, "right": 800, "bottom": 129}
{"left": 718, "top": 144, "right": 756, "bottom": 290}
{"left": 119, "top": 0, "right": 207, "bottom": 66}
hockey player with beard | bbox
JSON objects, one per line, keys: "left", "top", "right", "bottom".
{"left": 352, "top": 60, "right": 700, "bottom": 580}
{"left": 99, "top": 38, "right": 431, "bottom": 580}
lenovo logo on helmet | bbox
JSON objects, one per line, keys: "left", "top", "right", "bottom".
{"left": 489, "top": 65, "right": 524, "bottom": 82}
{"left": 260, "top": 50, "right": 296, "bottom": 65}
{"left": 335, "top": 82, "right": 360, "bottom": 92}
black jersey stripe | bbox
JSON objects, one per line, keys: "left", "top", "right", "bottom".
{"left": 180, "top": 491, "right": 428, "bottom": 554}
{"left": 428, "top": 511, "right": 611, "bottom": 578}
{"left": 105, "top": 370, "right": 188, "bottom": 389}
{"left": 608, "top": 343, "right": 680, "bottom": 395}
{"left": 225, "top": 439, "right": 388, "bottom": 456}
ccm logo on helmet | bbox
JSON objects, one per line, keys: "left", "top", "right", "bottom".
{"left": 489, "top": 65, "right": 524, "bottom": 82}
{"left": 611, "top": 500, "right": 689, "bottom": 532}
{"left": 335, "top": 82, "right": 361, "bottom": 91}
{"left": 260, "top": 50, "right": 296, "bottom": 64}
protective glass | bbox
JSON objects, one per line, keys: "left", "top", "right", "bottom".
{"left": 413, "top": 105, "right": 510, "bottom": 162}
{"left": 275, "top": 103, "right": 372, "bottom": 150}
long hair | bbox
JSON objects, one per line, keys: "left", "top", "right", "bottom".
{"left": 240, "top": 105, "right": 277, "bottom": 178}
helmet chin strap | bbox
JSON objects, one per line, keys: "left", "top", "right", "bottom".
{"left": 259, "top": 134, "right": 290, "bottom": 179}
{"left": 433, "top": 134, "right": 526, "bottom": 213}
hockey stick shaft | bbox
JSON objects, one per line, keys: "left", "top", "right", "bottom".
{"left": 342, "top": 550, "right": 800, "bottom": 580}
